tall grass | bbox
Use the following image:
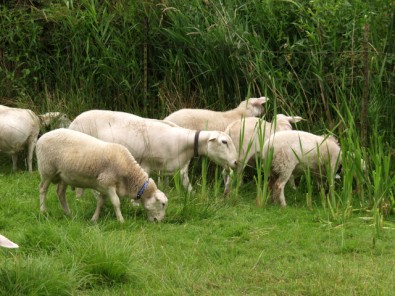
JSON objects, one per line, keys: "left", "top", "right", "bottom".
{"left": 1, "top": 1, "right": 393, "bottom": 124}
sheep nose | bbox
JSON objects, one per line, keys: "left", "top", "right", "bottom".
{"left": 234, "top": 160, "right": 238, "bottom": 167}
{"left": 154, "top": 217, "right": 158, "bottom": 222}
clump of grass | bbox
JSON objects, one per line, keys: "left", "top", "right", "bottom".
{"left": 0, "top": 256, "right": 83, "bottom": 295}
{"left": 61, "top": 227, "right": 141, "bottom": 288}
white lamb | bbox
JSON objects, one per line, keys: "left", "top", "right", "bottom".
{"left": 69, "top": 110, "right": 238, "bottom": 193}
{"left": 0, "top": 105, "right": 40, "bottom": 172}
{"left": 262, "top": 130, "right": 342, "bottom": 207}
{"left": 0, "top": 234, "right": 19, "bottom": 248}
{"left": 39, "top": 112, "right": 71, "bottom": 130}
{"left": 36, "top": 128, "right": 168, "bottom": 223}
{"left": 223, "top": 114, "right": 303, "bottom": 194}
{"left": 164, "top": 96, "right": 269, "bottom": 131}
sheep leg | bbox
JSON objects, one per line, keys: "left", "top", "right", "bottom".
{"left": 75, "top": 188, "right": 85, "bottom": 199}
{"left": 223, "top": 170, "right": 231, "bottom": 195}
{"left": 288, "top": 175, "right": 297, "bottom": 190}
{"left": 180, "top": 162, "right": 193, "bottom": 193}
{"left": 107, "top": 187, "right": 125, "bottom": 223}
{"left": 268, "top": 174, "right": 277, "bottom": 204}
{"left": 56, "top": 181, "right": 71, "bottom": 215}
{"left": 271, "top": 171, "right": 292, "bottom": 207}
{"left": 39, "top": 179, "right": 51, "bottom": 213}
{"left": 91, "top": 193, "right": 106, "bottom": 222}
{"left": 274, "top": 179, "right": 287, "bottom": 207}
{"left": 223, "top": 164, "right": 242, "bottom": 195}
{"left": 11, "top": 154, "right": 18, "bottom": 172}
{"left": 27, "top": 137, "right": 37, "bottom": 172}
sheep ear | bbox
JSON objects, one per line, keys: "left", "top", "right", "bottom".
{"left": 250, "top": 96, "right": 268, "bottom": 105}
{"left": 208, "top": 136, "right": 217, "bottom": 142}
{"left": 289, "top": 116, "right": 303, "bottom": 123}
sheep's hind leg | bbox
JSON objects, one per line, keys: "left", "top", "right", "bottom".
{"left": 91, "top": 193, "right": 106, "bottom": 222}
{"left": 107, "top": 187, "right": 125, "bottom": 223}
{"left": 288, "top": 175, "right": 297, "bottom": 190}
{"left": 272, "top": 171, "right": 293, "bottom": 207}
{"left": 56, "top": 181, "right": 71, "bottom": 215}
{"left": 39, "top": 179, "right": 51, "bottom": 213}
{"left": 75, "top": 188, "right": 85, "bottom": 199}
{"left": 27, "top": 138, "right": 37, "bottom": 172}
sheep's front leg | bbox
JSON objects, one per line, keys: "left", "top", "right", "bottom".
{"left": 223, "top": 166, "right": 239, "bottom": 195}
{"left": 223, "top": 169, "right": 231, "bottom": 195}
{"left": 56, "top": 181, "right": 71, "bottom": 215}
{"left": 39, "top": 179, "right": 51, "bottom": 213}
{"left": 107, "top": 187, "right": 125, "bottom": 223}
{"left": 91, "top": 193, "right": 106, "bottom": 222}
{"left": 180, "top": 162, "right": 193, "bottom": 193}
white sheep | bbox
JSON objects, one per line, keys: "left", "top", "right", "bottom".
{"left": 163, "top": 97, "right": 268, "bottom": 189}
{"left": 0, "top": 234, "right": 19, "bottom": 248}
{"left": 69, "top": 110, "right": 238, "bottom": 193}
{"left": 36, "top": 128, "right": 168, "bottom": 223}
{"left": 0, "top": 105, "right": 40, "bottom": 172}
{"left": 223, "top": 114, "right": 303, "bottom": 194}
{"left": 262, "top": 130, "right": 342, "bottom": 207}
{"left": 164, "top": 96, "right": 269, "bottom": 131}
{"left": 39, "top": 112, "right": 71, "bottom": 130}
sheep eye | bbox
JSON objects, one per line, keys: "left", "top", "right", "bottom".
{"left": 222, "top": 140, "right": 228, "bottom": 145}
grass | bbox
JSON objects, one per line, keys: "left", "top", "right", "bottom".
{"left": 0, "top": 164, "right": 394, "bottom": 295}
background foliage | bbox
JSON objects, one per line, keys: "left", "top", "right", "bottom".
{"left": 0, "top": 0, "right": 393, "bottom": 142}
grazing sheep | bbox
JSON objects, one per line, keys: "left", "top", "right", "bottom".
{"left": 223, "top": 114, "right": 303, "bottom": 194}
{"left": 0, "top": 105, "right": 40, "bottom": 172}
{"left": 0, "top": 234, "right": 19, "bottom": 248}
{"left": 262, "top": 130, "right": 342, "bottom": 207}
{"left": 164, "top": 97, "right": 269, "bottom": 131}
{"left": 36, "top": 128, "right": 168, "bottom": 223}
{"left": 69, "top": 110, "right": 238, "bottom": 192}
{"left": 39, "top": 112, "right": 71, "bottom": 130}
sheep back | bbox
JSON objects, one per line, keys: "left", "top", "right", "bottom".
{"left": 164, "top": 97, "right": 268, "bottom": 131}
{"left": 264, "top": 130, "right": 342, "bottom": 177}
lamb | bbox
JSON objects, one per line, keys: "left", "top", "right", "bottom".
{"left": 262, "top": 130, "right": 342, "bottom": 207}
{"left": 164, "top": 96, "right": 269, "bottom": 131}
{"left": 39, "top": 112, "right": 71, "bottom": 130}
{"left": 223, "top": 114, "right": 303, "bottom": 194}
{"left": 0, "top": 105, "right": 40, "bottom": 172}
{"left": 36, "top": 128, "right": 168, "bottom": 223}
{"left": 0, "top": 234, "right": 19, "bottom": 248}
{"left": 69, "top": 110, "right": 238, "bottom": 193}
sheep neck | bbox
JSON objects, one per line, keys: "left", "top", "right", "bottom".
{"left": 194, "top": 131, "right": 211, "bottom": 156}
{"left": 223, "top": 108, "right": 246, "bottom": 120}
{"left": 194, "top": 131, "right": 201, "bottom": 157}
